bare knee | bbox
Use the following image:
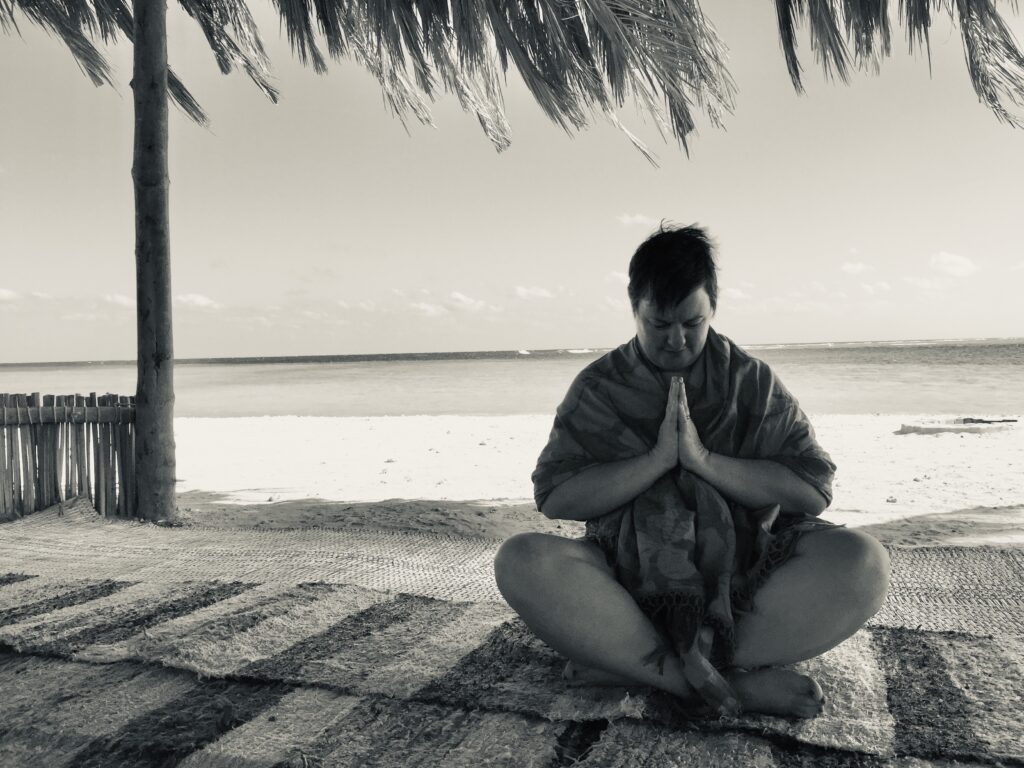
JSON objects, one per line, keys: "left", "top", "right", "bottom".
{"left": 827, "top": 528, "right": 891, "bottom": 620}
{"left": 493, "top": 532, "right": 554, "bottom": 600}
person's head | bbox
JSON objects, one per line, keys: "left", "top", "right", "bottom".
{"left": 627, "top": 224, "right": 718, "bottom": 371}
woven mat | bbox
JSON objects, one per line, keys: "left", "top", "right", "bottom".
{"left": 4, "top": 502, "right": 1024, "bottom": 637}
{"left": 1, "top": 502, "right": 1023, "bottom": 767}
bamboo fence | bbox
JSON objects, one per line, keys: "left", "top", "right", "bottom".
{"left": 0, "top": 393, "right": 135, "bottom": 521}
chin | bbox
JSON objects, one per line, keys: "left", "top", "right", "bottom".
{"left": 657, "top": 354, "right": 691, "bottom": 369}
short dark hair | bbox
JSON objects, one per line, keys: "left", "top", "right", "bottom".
{"left": 627, "top": 224, "right": 719, "bottom": 313}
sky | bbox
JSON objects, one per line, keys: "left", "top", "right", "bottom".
{"left": 1, "top": 1, "right": 1023, "bottom": 362}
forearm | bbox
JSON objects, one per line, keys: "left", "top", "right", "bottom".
{"left": 691, "top": 452, "right": 827, "bottom": 517}
{"left": 541, "top": 452, "right": 670, "bottom": 521}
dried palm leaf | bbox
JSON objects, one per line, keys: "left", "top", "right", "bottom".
{"left": 6, "top": 0, "right": 1024, "bottom": 155}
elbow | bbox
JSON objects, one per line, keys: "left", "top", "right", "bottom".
{"left": 539, "top": 498, "right": 565, "bottom": 520}
{"left": 797, "top": 489, "right": 829, "bottom": 517}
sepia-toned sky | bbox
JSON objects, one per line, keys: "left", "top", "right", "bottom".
{"left": 1, "top": 1, "right": 1023, "bottom": 362}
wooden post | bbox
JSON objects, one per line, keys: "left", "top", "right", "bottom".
{"left": 65, "top": 395, "right": 76, "bottom": 500}
{"left": 90, "top": 392, "right": 105, "bottom": 514}
{"left": 133, "top": 0, "right": 177, "bottom": 524}
{"left": 41, "top": 394, "right": 54, "bottom": 508}
{"left": 75, "top": 394, "right": 88, "bottom": 499}
{"left": 105, "top": 395, "right": 116, "bottom": 516}
{"left": 112, "top": 395, "right": 125, "bottom": 516}
{"left": 19, "top": 395, "right": 36, "bottom": 513}
{"left": 0, "top": 396, "right": 10, "bottom": 521}
{"left": 60, "top": 395, "right": 70, "bottom": 502}
{"left": 120, "top": 395, "right": 135, "bottom": 517}
{"left": 9, "top": 395, "right": 24, "bottom": 516}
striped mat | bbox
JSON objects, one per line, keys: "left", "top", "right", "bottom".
{"left": 1, "top": 573, "right": 1022, "bottom": 766}
{"left": 1, "top": 503, "right": 1022, "bottom": 766}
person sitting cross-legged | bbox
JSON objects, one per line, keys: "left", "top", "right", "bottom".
{"left": 494, "top": 224, "right": 891, "bottom": 718}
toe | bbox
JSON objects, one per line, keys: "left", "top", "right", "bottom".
{"left": 806, "top": 676, "right": 824, "bottom": 701}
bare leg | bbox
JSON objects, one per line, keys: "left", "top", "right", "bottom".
{"left": 494, "top": 527, "right": 889, "bottom": 718}
{"left": 494, "top": 532, "right": 701, "bottom": 702}
{"left": 731, "top": 526, "right": 891, "bottom": 667}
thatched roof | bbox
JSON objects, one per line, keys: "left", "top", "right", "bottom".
{"left": 3, "top": 0, "right": 1023, "bottom": 156}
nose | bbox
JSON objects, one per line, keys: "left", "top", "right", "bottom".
{"left": 665, "top": 325, "right": 686, "bottom": 350}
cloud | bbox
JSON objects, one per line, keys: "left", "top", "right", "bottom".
{"left": 339, "top": 299, "right": 379, "bottom": 311}
{"left": 605, "top": 296, "right": 632, "bottom": 312}
{"left": 30, "top": 291, "right": 52, "bottom": 300}
{"left": 929, "top": 251, "right": 977, "bottom": 277}
{"left": 175, "top": 293, "right": 222, "bottom": 309}
{"left": 722, "top": 287, "right": 751, "bottom": 301}
{"left": 0, "top": 288, "right": 19, "bottom": 301}
{"left": 606, "top": 271, "right": 630, "bottom": 286}
{"left": 860, "top": 281, "right": 891, "bottom": 296}
{"left": 449, "top": 291, "right": 489, "bottom": 312}
{"left": 1011, "top": 262, "right": 1024, "bottom": 272}
{"left": 617, "top": 213, "right": 658, "bottom": 227}
{"left": 841, "top": 262, "right": 871, "bottom": 275}
{"left": 515, "top": 285, "right": 554, "bottom": 300}
{"left": 103, "top": 293, "right": 135, "bottom": 308}
{"left": 903, "top": 276, "right": 946, "bottom": 295}
{"left": 411, "top": 302, "right": 448, "bottom": 317}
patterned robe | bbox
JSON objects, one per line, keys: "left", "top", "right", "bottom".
{"left": 532, "top": 329, "right": 836, "bottom": 715}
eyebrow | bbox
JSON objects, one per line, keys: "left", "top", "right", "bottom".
{"left": 653, "top": 314, "right": 704, "bottom": 324}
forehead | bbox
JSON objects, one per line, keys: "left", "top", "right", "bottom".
{"left": 638, "top": 288, "right": 711, "bottom": 320}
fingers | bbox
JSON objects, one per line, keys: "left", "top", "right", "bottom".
{"left": 665, "top": 376, "right": 680, "bottom": 420}
{"left": 676, "top": 377, "right": 690, "bottom": 422}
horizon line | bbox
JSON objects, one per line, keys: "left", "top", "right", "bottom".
{"left": 2, "top": 334, "right": 1022, "bottom": 368}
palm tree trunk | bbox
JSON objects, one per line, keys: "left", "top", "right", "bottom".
{"left": 132, "top": 0, "right": 176, "bottom": 521}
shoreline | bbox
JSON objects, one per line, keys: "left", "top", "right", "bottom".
{"left": 172, "top": 413, "right": 1024, "bottom": 549}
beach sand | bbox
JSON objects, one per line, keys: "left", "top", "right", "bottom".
{"left": 173, "top": 414, "right": 1023, "bottom": 548}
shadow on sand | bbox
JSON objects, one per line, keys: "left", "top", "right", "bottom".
{"left": 174, "top": 490, "right": 583, "bottom": 540}
{"left": 847, "top": 504, "right": 1024, "bottom": 548}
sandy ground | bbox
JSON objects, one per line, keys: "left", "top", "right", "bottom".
{"left": 173, "top": 414, "right": 1024, "bottom": 548}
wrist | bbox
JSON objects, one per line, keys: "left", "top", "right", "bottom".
{"left": 682, "top": 447, "right": 712, "bottom": 475}
{"left": 647, "top": 449, "right": 677, "bottom": 476}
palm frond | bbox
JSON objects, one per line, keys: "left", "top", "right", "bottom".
{"left": 271, "top": 0, "right": 328, "bottom": 72}
{"left": 843, "top": 0, "right": 892, "bottom": 70}
{"left": 0, "top": 0, "right": 225, "bottom": 123}
{"left": 7, "top": 0, "right": 1024, "bottom": 155}
{"left": 4, "top": 0, "right": 112, "bottom": 84}
{"left": 169, "top": 73, "right": 211, "bottom": 123}
{"left": 807, "top": 0, "right": 851, "bottom": 81}
{"left": 955, "top": 0, "right": 1024, "bottom": 125}
{"left": 176, "top": 0, "right": 279, "bottom": 100}
{"left": 777, "top": 0, "right": 1022, "bottom": 124}
{"left": 899, "top": 0, "right": 933, "bottom": 58}
{"left": 775, "top": 0, "right": 807, "bottom": 91}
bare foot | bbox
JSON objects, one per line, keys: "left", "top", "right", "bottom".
{"left": 727, "top": 667, "right": 825, "bottom": 718}
{"left": 562, "top": 660, "right": 640, "bottom": 688}
{"left": 564, "top": 661, "right": 825, "bottom": 719}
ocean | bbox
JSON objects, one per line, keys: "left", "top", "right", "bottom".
{"left": 1, "top": 338, "right": 1021, "bottom": 417}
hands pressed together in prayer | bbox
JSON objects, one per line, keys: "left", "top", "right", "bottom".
{"left": 651, "top": 376, "right": 710, "bottom": 475}
{"left": 646, "top": 377, "right": 827, "bottom": 515}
